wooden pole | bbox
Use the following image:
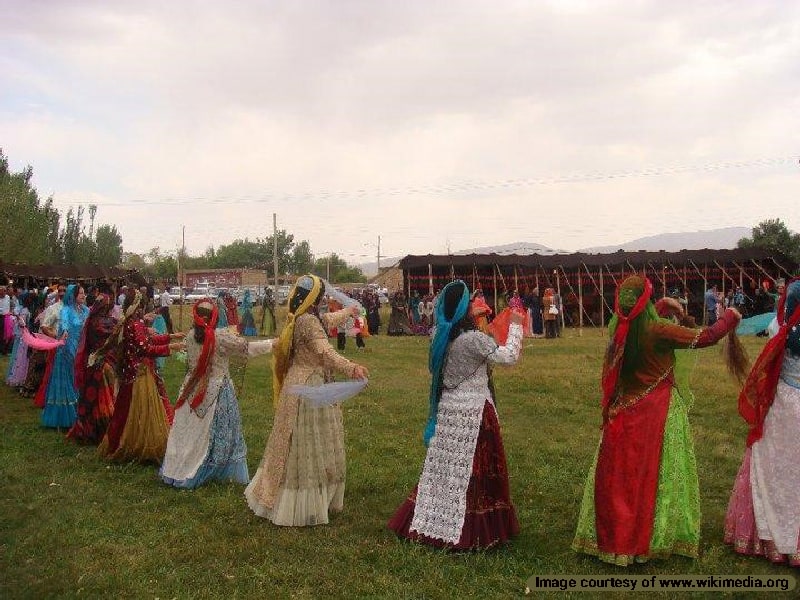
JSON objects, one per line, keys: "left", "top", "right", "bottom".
{"left": 599, "top": 267, "right": 605, "bottom": 329}
{"left": 577, "top": 265, "right": 583, "bottom": 331}
{"left": 428, "top": 263, "right": 433, "bottom": 295}
{"left": 493, "top": 267, "right": 498, "bottom": 314}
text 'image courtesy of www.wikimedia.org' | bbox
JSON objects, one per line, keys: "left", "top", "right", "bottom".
{"left": 525, "top": 574, "right": 796, "bottom": 593}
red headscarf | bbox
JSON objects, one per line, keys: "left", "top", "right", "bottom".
{"left": 738, "top": 277, "right": 800, "bottom": 446}
{"left": 601, "top": 276, "right": 653, "bottom": 424}
{"left": 175, "top": 300, "right": 218, "bottom": 411}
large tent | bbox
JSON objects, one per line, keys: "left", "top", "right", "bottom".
{"left": 0, "top": 262, "right": 145, "bottom": 288}
{"left": 399, "top": 248, "right": 797, "bottom": 327}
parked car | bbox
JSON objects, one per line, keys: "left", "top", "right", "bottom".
{"left": 185, "top": 288, "right": 213, "bottom": 303}
{"left": 168, "top": 286, "right": 186, "bottom": 304}
{"left": 275, "top": 285, "right": 291, "bottom": 305}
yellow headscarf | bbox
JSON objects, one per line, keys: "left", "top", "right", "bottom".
{"left": 272, "top": 275, "right": 323, "bottom": 408}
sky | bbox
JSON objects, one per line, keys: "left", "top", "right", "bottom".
{"left": 1, "top": 0, "right": 798, "bottom": 267}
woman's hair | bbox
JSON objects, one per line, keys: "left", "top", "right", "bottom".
{"left": 444, "top": 280, "right": 475, "bottom": 340}
{"left": 122, "top": 289, "right": 139, "bottom": 314}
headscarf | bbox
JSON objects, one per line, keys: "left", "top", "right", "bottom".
{"left": 175, "top": 300, "right": 218, "bottom": 411}
{"left": 423, "top": 279, "right": 471, "bottom": 446}
{"left": 738, "top": 278, "right": 800, "bottom": 446}
{"left": 74, "top": 293, "right": 111, "bottom": 391}
{"left": 89, "top": 289, "right": 142, "bottom": 367}
{"left": 59, "top": 284, "right": 88, "bottom": 353}
{"left": 601, "top": 275, "right": 655, "bottom": 424}
{"left": 272, "top": 274, "right": 323, "bottom": 408}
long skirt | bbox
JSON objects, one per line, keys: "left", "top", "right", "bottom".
{"left": 573, "top": 386, "right": 700, "bottom": 565}
{"left": 5, "top": 334, "right": 29, "bottom": 386}
{"left": 160, "top": 378, "right": 249, "bottom": 488}
{"left": 387, "top": 402, "right": 519, "bottom": 550}
{"left": 98, "top": 365, "right": 173, "bottom": 464}
{"left": 66, "top": 361, "right": 117, "bottom": 445}
{"left": 724, "top": 381, "right": 800, "bottom": 566}
{"left": 40, "top": 346, "right": 79, "bottom": 428}
{"left": 21, "top": 349, "right": 48, "bottom": 399}
{"left": 245, "top": 395, "right": 346, "bottom": 527}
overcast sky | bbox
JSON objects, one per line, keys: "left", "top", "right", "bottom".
{"left": 2, "top": 0, "right": 798, "bottom": 265}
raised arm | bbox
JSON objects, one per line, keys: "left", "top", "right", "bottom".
{"left": 654, "top": 308, "right": 740, "bottom": 350}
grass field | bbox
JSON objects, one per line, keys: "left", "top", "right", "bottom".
{"left": 0, "top": 312, "right": 796, "bottom": 599}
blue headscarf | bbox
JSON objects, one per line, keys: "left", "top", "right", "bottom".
{"left": 423, "top": 280, "right": 471, "bottom": 446}
{"left": 59, "top": 284, "right": 88, "bottom": 355}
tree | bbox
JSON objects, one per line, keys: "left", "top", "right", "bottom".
{"left": 0, "top": 150, "right": 61, "bottom": 263}
{"left": 290, "top": 240, "right": 315, "bottom": 274}
{"left": 738, "top": 218, "right": 800, "bottom": 263}
{"left": 95, "top": 224, "right": 123, "bottom": 267}
{"left": 312, "top": 253, "right": 366, "bottom": 283}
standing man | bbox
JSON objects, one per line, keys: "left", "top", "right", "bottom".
{"left": 159, "top": 286, "right": 174, "bottom": 334}
{"left": 704, "top": 284, "right": 718, "bottom": 325}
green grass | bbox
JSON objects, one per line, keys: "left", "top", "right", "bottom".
{"left": 0, "top": 322, "right": 796, "bottom": 599}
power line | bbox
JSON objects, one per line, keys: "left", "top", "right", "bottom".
{"left": 52, "top": 155, "right": 798, "bottom": 207}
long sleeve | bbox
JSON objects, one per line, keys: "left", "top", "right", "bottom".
{"left": 653, "top": 308, "right": 739, "bottom": 351}
{"left": 321, "top": 308, "right": 352, "bottom": 331}
{"left": 487, "top": 323, "right": 523, "bottom": 364}
{"left": 296, "top": 314, "right": 357, "bottom": 378}
{"left": 135, "top": 322, "right": 171, "bottom": 357}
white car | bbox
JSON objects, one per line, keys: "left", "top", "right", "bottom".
{"left": 168, "top": 286, "right": 186, "bottom": 304}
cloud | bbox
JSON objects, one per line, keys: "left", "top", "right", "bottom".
{"left": 1, "top": 0, "right": 798, "bottom": 260}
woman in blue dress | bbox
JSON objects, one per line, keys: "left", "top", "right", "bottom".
{"left": 41, "top": 284, "right": 89, "bottom": 429}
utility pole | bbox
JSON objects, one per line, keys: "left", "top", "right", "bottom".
{"left": 326, "top": 254, "right": 331, "bottom": 281}
{"left": 273, "top": 213, "right": 279, "bottom": 290}
{"left": 377, "top": 235, "right": 381, "bottom": 274}
{"left": 179, "top": 225, "right": 185, "bottom": 329}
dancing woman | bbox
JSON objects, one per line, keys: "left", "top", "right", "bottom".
{"left": 41, "top": 284, "right": 89, "bottom": 429}
{"left": 67, "top": 293, "right": 118, "bottom": 444}
{"left": 572, "top": 275, "right": 741, "bottom": 565}
{"left": 724, "top": 279, "right": 800, "bottom": 565}
{"left": 245, "top": 275, "right": 368, "bottom": 526}
{"left": 161, "top": 300, "right": 274, "bottom": 488}
{"left": 388, "top": 280, "right": 522, "bottom": 549}
{"left": 98, "top": 290, "right": 184, "bottom": 464}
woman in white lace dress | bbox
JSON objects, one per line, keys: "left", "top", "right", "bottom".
{"left": 160, "top": 300, "right": 274, "bottom": 489}
{"left": 388, "top": 280, "right": 523, "bottom": 549}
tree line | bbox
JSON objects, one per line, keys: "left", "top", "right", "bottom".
{"left": 1, "top": 150, "right": 123, "bottom": 267}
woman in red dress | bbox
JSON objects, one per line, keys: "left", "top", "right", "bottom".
{"left": 98, "top": 290, "right": 185, "bottom": 464}
{"left": 67, "top": 293, "right": 119, "bottom": 444}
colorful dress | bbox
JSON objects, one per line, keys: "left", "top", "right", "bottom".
{"left": 161, "top": 330, "right": 273, "bottom": 488}
{"left": 67, "top": 303, "right": 118, "bottom": 445}
{"left": 5, "top": 308, "right": 31, "bottom": 386}
{"left": 388, "top": 323, "right": 523, "bottom": 549}
{"left": 238, "top": 290, "right": 257, "bottom": 337}
{"left": 98, "top": 319, "right": 174, "bottom": 463}
{"left": 245, "top": 309, "right": 358, "bottom": 526}
{"left": 572, "top": 311, "right": 739, "bottom": 565}
{"left": 724, "top": 282, "right": 800, "bottom": 565}
{"left": 41, "top": 288, "right": 89, "bottom": 428}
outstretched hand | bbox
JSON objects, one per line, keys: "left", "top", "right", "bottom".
{"left": 352, "top": 364, "right": 369, "bottom": 380}
{"left": 510, "top": 310, "right": 525, "bottom": 325}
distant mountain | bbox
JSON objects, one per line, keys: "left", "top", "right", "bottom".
{"left": 357, "top": 228, "right": 751, "bottom": 276}
{"left": 578, "top": 226, "right": 751, "bottom": 254}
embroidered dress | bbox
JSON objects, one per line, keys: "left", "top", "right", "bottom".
{"left": 388, "top": 323, "right": 523, "bottom": 549}
{"left": 245, "top": 310, "right": 357, "bottom": 526}
{"left": 724, "top": 334, "right": 800, "bottom": 564}
{"left": 98, "top": 319, "right": 173, "bottom": 464}
{"left": 41, "top": 291, "right": 88, "bottom": 428}
{"left": 161, "top": 329, "right": 273, "bottom": 488}
{"left": 572, "top": 312, "right": 739, "bottom": 565}
{"left": 67, "top": 306, "right": 118, "bottom": 445}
